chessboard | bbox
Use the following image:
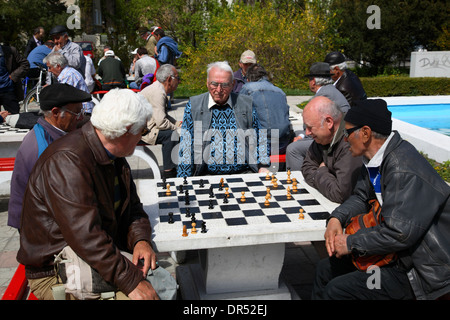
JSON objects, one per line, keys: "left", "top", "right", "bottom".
{"left": 0, "top": 123, "right": 29, "bottom": 140}
{"left": 144, "top": 171, "right": 339, "bottom": 250}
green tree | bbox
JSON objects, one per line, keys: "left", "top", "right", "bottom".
{"left": 180, "top": 1, "right": 342, "bottom": 90}
{"left": 0, "top": 0, "right": 67, "bottom": 52}
{"left": 330, "top": 0, "right": 449, "bottom": 73}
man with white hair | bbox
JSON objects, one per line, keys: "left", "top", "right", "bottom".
{"left": 44, "top": 52, "right": 94, "bottom": 115}
{"left": 17, "top": 89, "right": 159, "bottom": 300}
{"left": 140, "top": 64, "right": 181, "bottom": 178}
{"left": 177, "top": 61, "right": 270, "bottom": 177}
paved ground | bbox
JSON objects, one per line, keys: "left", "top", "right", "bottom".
{"left": 0, "top": 95, "right": 329, "bottom": 300}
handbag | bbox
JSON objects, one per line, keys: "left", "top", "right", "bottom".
{"left": 344, "top": 199, "right": 397, "bottom": 271}
{"left": 54, "top": 246, "right": 178, "bottom": 300}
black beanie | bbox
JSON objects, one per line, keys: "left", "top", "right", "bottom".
{"left": 344, "top": 99, "right": 392, "bottom": 135}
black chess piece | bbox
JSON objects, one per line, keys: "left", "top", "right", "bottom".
{"left": 199, "top": 179, "right": 204, "bottom": 188}
{"left": 191, "top": 213, "right": 196, "bottom": 223}
{"left": 223, "top": 196, "right": 229, "bottom": 204}
{"left": 209, "top": 185, "right": 214, "bottom": 198}
{"left": 201, "top": 221, "right": 207, "bottom": 233}
{"left": 208, "top": 199, "right": 214, "bottom": 209}
{"left": 183, "top": 176, "right": 188, "bottom": 185}
{"left": 185, "top": 207, "right": 191, "bottom": 217}
{"left": 178, "top": 184, "right": 184, "bottom": 194}
{"left": 168, "top": 212, "right": 174, "bottom": 224}
{"left": 162, "top": 177, "right": 167, "bottom": 189}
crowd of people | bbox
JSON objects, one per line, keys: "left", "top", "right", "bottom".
{"left": 1, "top": 24, "right": 449, "bottom": 301}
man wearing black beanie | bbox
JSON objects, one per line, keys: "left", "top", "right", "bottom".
{"left": 312, "top": 98, "right": 450, "bottom": 300}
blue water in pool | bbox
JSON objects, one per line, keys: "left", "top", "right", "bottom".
{"left": 388, "top": 104, "right": 450, "bottom": 136}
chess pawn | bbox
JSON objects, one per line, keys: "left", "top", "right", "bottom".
{"left": 240, "top": 191, "right": 246, "bottom": 202}
{"left": 165, "top": 183, "right": 171, "bottom": 196}
{"left": 299, "top": 208, "right": 305, "bottom": 220}
{"left": 292, "top": 178, "right": 298, "bottom": 192}
{"left": 286, "top": 187, "right": 292, "bottom": 200}
{"left": 265, "top": 172, "right": 271, "bottom": 180}
{"left": 225, "top": 187, "right": 229, "bottom": 197}
{"left": 182, "top": 225, "right": 188, "bottom": 237}
{"left": 264, "top": 194, "right": 270, "bottom": 206}
{"left": 191, "top": 222, "right": 197, "bottom": 234}
{"left": 266, "top": 187, "right": 271, "bottom": 199}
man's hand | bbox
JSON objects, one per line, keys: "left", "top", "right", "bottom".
{"left": 128, "top": 280, "right": 159, "bottom": 300}
{"left": 324, "top": 217, "right": 343, "bottom": 257}
{"left": 258, "top": 167, "right": 270, "bottom": 174}
{"left": 133, "top": 240, "right": 157, "bottom": 277}
{"left": 334, "top": 234, "right": 351, "bottom": 258}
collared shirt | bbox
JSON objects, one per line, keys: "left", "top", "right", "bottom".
{"left": 363, "top": 131, "right": 395, "bottom": 205}
{"left": 57, "top": 66, "right": 94, "bottom": 113}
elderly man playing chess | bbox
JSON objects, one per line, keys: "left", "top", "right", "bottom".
{"left": 17, "top": 89, "right": 159, "bottom": 300}
{"left": 312, "top": 99, "right": 450, "bottom": 300}
{"left": 177, "top": 61, "right": 270, "bottom": 177}
{"left": 301, "top": 96, "right": 362, "bottom": 203}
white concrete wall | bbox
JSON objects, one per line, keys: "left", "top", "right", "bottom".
{"left": 410, "top": 51, "right": 450, "bottom": 78}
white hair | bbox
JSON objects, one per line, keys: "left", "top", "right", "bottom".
{"left": 207, "top": 61, "right": 234, "bottom": 81}
{"left": 90, "top": 89, "right": 153, "bottom": 140}
{"left": 155, "top": 64, "right": 175, "bottom": 83}
{"left": 43, "top": 52, "right": 68, "bottom": 68}
{"left": 330, "top": 61, "right": 348, "bottom": 70}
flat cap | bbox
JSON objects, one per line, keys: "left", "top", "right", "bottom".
{"left": 49, "top": 25, "right": 68, "bottom": 36}
{"left": 39, "top": 84, "right": 92, "bottom": 111}
{"left": 304, "top": 62, "right": 333, "bottom": 78}
{"left": 324, "top": 51, "right": 346, "bottom": 65}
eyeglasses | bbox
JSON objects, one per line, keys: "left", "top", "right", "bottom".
{"left": 209, "top": 81, "right": 232, "bottom": 89}
{"left": 344, "top": 125, "right": 364, "bottom": 138}
{"left": 64, "top": 109, "right": 85, "bottom": 120}
{"left": 171, "top": 75, "right": 181, "bottom": 82}
{"left": 141, "top": 127, "right": 150, "bottom": 136}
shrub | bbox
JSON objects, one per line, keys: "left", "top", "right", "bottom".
{"left": 360, "top": 76, "right": 450, "bottom": 97}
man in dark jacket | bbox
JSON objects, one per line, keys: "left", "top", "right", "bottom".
{"left": 17, "top": 89, "right": 159, "bottom": 300}
{"left": 312, "top": 99, "right": 450, "bottom": 300}
{"left": 324, "top": 52, "right": 367, "bottom": 106}
{"left": 97, "top": 50, "right": 126, "bottom": 90}
{"left": 0, "top": 45, "right": 30, "bottom": 113}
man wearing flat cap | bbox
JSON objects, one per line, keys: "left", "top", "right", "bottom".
{"left": 313, "top": 99, "right": 450, "bottom": 300}
{"left": 324, "top": 51, "right": 367, "bottom": 106}
{"left": 232, "top": 50, "right": 257, "bottom": 93}
{"left": 8, "top": 84, "right": 91, "bottom": 229}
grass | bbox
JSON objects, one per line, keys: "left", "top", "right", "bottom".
{"left": 423, "top": 154, "right": 450, "bottom": 183}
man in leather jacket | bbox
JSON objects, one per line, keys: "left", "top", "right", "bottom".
{"left": 324, "top": 51, "right": 367, "bottom": 106}
{"left": 312, "top": 99, "right": 450, "bottom": 300}
{"left": 17, "top": 89, "right": 159, "bottom": 300}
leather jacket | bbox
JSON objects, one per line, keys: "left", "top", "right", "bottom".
{"left": 334, "top": 69, "right": 367, "bottom": 106}
{"left": 331, "top": 131, "right": 450, "bottom": 300}
{"left": 17, "top": 122, "right": 152, "bottom": 296}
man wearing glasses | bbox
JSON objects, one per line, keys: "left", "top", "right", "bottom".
{"left": 313, "top": 99, "right": 450, "bottom": 300}
{"left": 17, "top": 89, "right": 159, "bottom": 300}
{"left": 177, "top": 61, "right": 270, "bottom": 177}
{"left": 8, "top": 84, "right": 92, "bottom": 230}
{"left": 301, "top": 96, "right": 362, "bottom": 204}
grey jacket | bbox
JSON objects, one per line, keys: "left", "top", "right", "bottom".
{"left": 331, "top": 131, "right": 450, "bottom": 300}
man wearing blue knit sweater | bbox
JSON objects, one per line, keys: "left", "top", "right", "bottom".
{"left": 177, "top": 61, "right": 270, "bottom": 177}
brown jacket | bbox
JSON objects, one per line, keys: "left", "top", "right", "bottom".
{"left": 139, "top": 81, "right": 180, "bottom": 145}
{"left": 17, "top": 122, "right": 152, "bottom": 295}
